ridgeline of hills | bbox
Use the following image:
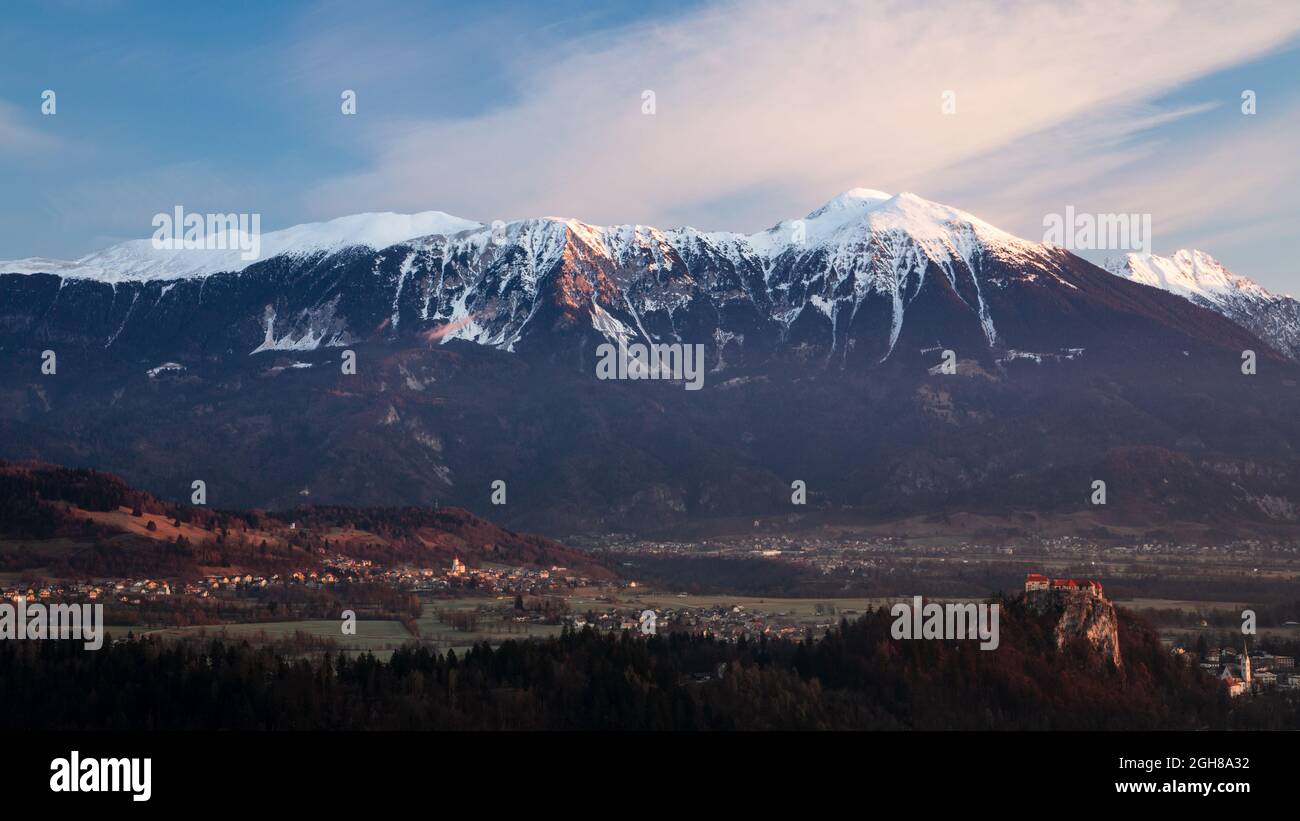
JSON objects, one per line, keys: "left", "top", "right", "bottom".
{"left": 0, "top": 461, "right": 612, "bottom": 579}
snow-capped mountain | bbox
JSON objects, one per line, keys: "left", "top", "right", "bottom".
{"left": 1, "top": 190, "right": 1260, "bottom": 369}
{"left": 1107, "top": 250, "right": 1300, "bottom": 360}
{"left": 2, "top": 210, "right": 482, "bottom": 283}
{"left": 2, "top": 191, "right": 1297, "bottom": 531}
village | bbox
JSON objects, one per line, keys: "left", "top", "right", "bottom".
{"left": 1173, "top": 642, "right": 1299, "bottom": 697}
{"left": 0, "top": 553, "right": 612, "bottom": 610}
{"left": 564, "top": 601, "right": 829, "bottom": 643}
{"left": 6, "top": 552, "right": 1300, "bottom": 703}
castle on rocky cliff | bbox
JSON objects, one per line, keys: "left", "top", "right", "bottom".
{"left": 1023, "top": 572, "right": 1120, "bottom": 667}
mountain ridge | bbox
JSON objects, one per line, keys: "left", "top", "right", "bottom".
{"left": 1, "top": 190, "right": 1273, "bottom": 371}
{"left": 1, "top": 189, "right": 1032, "bottom": 283}
{"left": 1108, "top": 249, "right": 1300, "bottom": 360}
{"left": 2, "top": 192, "right": 1298, "bottom": 532}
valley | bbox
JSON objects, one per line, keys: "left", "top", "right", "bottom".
{"left": 4, "top": 460, "right": 1297, "bottom": 668}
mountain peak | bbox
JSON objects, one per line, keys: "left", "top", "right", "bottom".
{"left": 1110, "top": 250, "right": 1276, "bottom": 302}
{"left": 1107, "top": 250, "right": 1300, "bottom": 360}
{"left": 804, "top": 188, "right": 893, "bottom": 220}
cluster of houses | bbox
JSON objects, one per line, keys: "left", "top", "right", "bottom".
{"left": 3, "top": 579, "right": 170, "bottom": 606}
{"left": 1173, "top": 643, "right": 1299, "bottom": 697}
{"left": 304, "top": 552, "right": 604, "bottom": 596}
{"left": 413, "top": 559, "right": 605, "bottom": 595}
{"left": 567, "top": 603, "right": 826, "bottom": 642}
{"left": 3, "top": 572, "right": 340, "bottom": 609}
{"left": 2, "top": 554, "right": 606, "bottom": 613}
{"left": 181, "top": 573, "right": 286, "bottom": 597}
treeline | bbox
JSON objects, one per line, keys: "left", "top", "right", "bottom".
{"left": 1138, "top": 600, "right": 1300, "bottom": 629}
{"left": 0, "top": 462, "right": 229, "bottom": 534}
{"left": 0, "top": 468, "right": 124, "bottom": 541}
{"left": 1, "top": 599, "right": 1271, "bottom": 731}
{"left": 91, "top": 582, "right": 421, "bottom": 629}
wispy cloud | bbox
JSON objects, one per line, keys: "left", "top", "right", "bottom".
{"left": 306, "top": 0, "right": 1300, "bottom": 237}
{"left": 0, "top": 100, "right": 59, "bottom": 154}
{"left": 1070, "top": 104, "right": 1300, "bottom": 290}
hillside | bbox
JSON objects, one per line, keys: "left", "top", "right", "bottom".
{"left": 0, "top": 461, "right": 612, "bottom": 579}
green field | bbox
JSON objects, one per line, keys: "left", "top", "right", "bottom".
{"left": 1114, "top": 598, "right": 1251, "bottom": 612}
{"left": 113, "top": 600, "right": 567, "bottom": 658}
{"left": 129, "top": 619, "right": 412, "bottom": 653}
{"left": 571, "top": 590, "right": 973, "bottom": 624}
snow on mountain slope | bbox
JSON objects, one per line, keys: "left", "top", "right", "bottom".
{"left": 1108, "top": 250, "right": 1300, "bottom": 359}
{"left": 0, "top": 211, "right": 483, "bottom": 283}
{"left": 733, "top": 190, "right": 1076, "bottom": 361}
{"left": 2, "top": 190, "right": 1050, "bottom": 285}
{"left": 1110, "top": 250, "right": 1275, "bottom": 302}
{"left": 749, "top": 188, "right": 1041, "bottom": 263}
{"left": 5, "top": 190, "right": 1260, "bottom": 367}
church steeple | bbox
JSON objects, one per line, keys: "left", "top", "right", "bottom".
{"left": 1243, "top": 638, "right": 1252, "bottom": 687}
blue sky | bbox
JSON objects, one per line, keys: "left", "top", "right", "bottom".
{"left": 2, "top": 0, "right": 1299, "bottom": 290}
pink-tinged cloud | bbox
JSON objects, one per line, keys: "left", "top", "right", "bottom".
{"left": 306, "top": 0, "right": 1300, "bottom": 237}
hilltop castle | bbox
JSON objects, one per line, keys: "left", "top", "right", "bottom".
{"left": 1024, "top": 573, "right": 1103, "bottom": 598}
{"left": 1022, "top": 572, "right": 1119, "bottom": 666}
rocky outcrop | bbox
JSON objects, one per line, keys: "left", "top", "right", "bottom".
{"left": 1025, "top": 588, "right": 1122, "bottom": 668}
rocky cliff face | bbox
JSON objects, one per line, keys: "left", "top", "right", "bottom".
{"left": 1025, "top": 589, "right": 1122, "bottom": 668}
